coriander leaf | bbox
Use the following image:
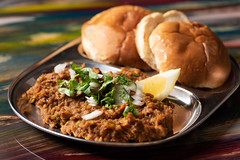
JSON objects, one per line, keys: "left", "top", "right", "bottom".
{"left": 132, "top": 73, "right": 140, "bottom": 77}
{"left": 115, "top": 74, "right": 131, "bottom": 86}
{"left": 99, "top": 75, "right": 114, "bottom": 91}
{"left": 58, "top": 80, "right": 77, "bottom": 97}
{"left": 68, "top": 79, "right": 79, "bottom": 90}
{"left": 99, "top": 80, "right": 116, "bottom": 107}
{"left": 71, "top": 64, "right": 99, "bottom": 80}
{"left": 76, "top": 82, "right": 92, "bottom": 96}
{"left": 71, "top": 63, "right": 78, "bottom": 69}
{"left": 132, "top": 108, "right": 139, "bottom": 116}
{"left": 71, "top": 64, "right": 82, "bottom": 73}
{"left": 105, "top": 85, "right": 116, "bottom": 97}
{"left": 123, "top": 106, "right": 139, "bottom": 117}
{"left": 119, "top": 87, "right": 131, "bottom": 102}
{"left": 123, "top": 106, "right": 132, "bottom": 117}
{"left": 76, "top": 82, "right": 88, "bottom": 91}
{"left": 83, "top": 85, "right": 92, "bottom": 95}
{"left": 101, "top": 96, "right": 115, "bottom": 106}
{"left": 123, "top": 106, "right": 131, "bottom": 117}
{"left": 119, "top": 87, "right": 139, "bottom": 117}
{"left": 58, "top": 88, "right": 75, "bottom": 97}
{"left": 103, "top": 73, "right": 109, "bottom": 78}
{"left": 58, "top": 80, "right": 66, "bottom": 87}
{"left": 81, "top": 67, "right": 99, "bottom": 79}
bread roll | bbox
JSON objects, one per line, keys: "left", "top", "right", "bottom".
{"left": 81, "top": 5, "right": 152, "bottom": 70}
{"left": 136, "top": 10, "right": 231, "bottom": 88}
{"left": 135, "top": 11, "right": 190, "bottom": 71}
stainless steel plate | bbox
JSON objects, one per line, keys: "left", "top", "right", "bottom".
{"left": 8, "top": 38, "right": 240, "bottom": 147}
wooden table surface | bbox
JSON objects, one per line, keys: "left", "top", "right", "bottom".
{"left": 0, "top": 1, "right": 240, "bottom": 159}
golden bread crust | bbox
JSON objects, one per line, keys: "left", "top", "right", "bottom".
{"left": 81, "top": 5, "right": 152, "bottom": 70}
{"left": 149, "top": 21, "right": 231, "bottom": 88}
{"left": 136, "top": 10, "right": 231, "bottom": 88}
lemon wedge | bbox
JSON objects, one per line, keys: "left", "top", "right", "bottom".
{"left": 138, "top": 68, "right": 180, "bottom": 101}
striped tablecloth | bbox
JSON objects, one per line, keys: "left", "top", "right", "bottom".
{"left": 0, "top": 1, "right": 239, "bottom": 159}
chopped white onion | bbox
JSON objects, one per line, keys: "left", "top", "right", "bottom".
{"left": 132, "top": 93, "right": 143, "bottom": 100}
{"left": 85, "top": 96, "right": 98, "bottom": 106}
{"left": 131, "top": 82, "right": 144, "bottom": 106}
{"left": 68, "top": 68, "right": 76, "bottom": 79}
{"left": 54, "top": 63, "right": 66, "bottom": 73}
{"left": 98, "top": 74, "right": 103, "bottom": 78}
{"left": 132, "top": 99, "right": 144, "bottom": 106}
{"left": 81, "top": 110, "right": 103, "bottom": 120}
{"left": 136, "top": 82, "right": 144, "bottom": 91}
{"left": 134, "top": 88, "right": 145, "bottom": 97}
{"left": 132, "top": 92, "right": 144, "bottom": 105}
{"left": 115, "top": 82, "right": 145, "bottom": 106}
{"left": 123, "top": 82, "right": 136, "bottom": 93}
{"left": 90, "top": 82, "right": 100, "bottom": 88}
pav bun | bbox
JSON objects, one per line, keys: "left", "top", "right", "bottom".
{"left": 135, "top": 11, "right": 190, "bottom": 71}
{"left": 136, "top": 10, "right": 231, "bottom": 88}
{"left": 80, "top": 5, "right": 152, "bottom": 70}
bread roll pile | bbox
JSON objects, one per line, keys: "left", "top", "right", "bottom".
{"left": 80, "top": 5, "right": 231, "bottom": 89}
{"left": 81, "top": 5, "right": 152, "bottom": 71}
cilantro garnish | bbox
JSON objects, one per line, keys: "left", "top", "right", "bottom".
{"left": 99, "top": 74, "right": 116, "bottom": 108}
{"left": 115, "top": 74, "right": 131, "bottom": 85}
{"left": 119, "top": 87, "right": 131, "bottom": 102}
{"left": 119, "top": 87, "right": 139, "bottom": 117}
{"left": 58, "top": 87, "right": 75, "bottom": 97}
{"left": 71, "top": 64, "right": 99, "bottom": 80}
{"left": 99, "top": 75, "right": 114, "bottom": 91}
{"left": 58, "top": 64, "right": 140, "bottom": 117}
{"left": 132, "top": 73, "right": 140, "bottom": 77}
{"left": 58, "top": 79, "right": 80, "bottom": 97}
{"left": 123, "top": 106, "right": 139, "bottom": 117}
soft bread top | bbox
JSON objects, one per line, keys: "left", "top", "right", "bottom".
{"left": 81, "top": 5, "right": 152, "bottom": 70}
{"left": 135, "top": 11, "right": 190, "bottom": 71}
{"left": 136, "top": 11, "right": 231, "bottom": 88}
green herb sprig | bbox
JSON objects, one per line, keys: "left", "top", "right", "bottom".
{"left": 119, "top": 87, "right": 139, "bottom": 117}
{"left": 58, "top": 64, "right": 139, "bottom": 117}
